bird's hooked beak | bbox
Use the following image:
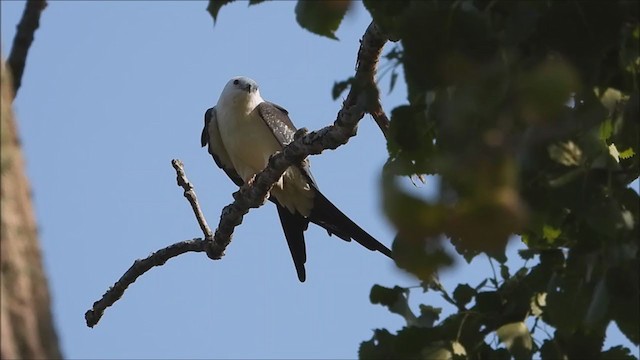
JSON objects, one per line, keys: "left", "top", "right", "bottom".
{"left": 242, "top": 83, "right": 256, "bottom": 93}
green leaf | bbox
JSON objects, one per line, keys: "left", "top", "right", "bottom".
{"left": 415, "top": 305, "right": 441, "bottom": 328}
{"left": 452, "top": 284, "right": 475, "bottom": 307}
{"left": 370, "top": 285, "right": 417, "bottom": 325}
{"left": 451, "top": 341, "right": 467, "bottom": 357}
{"left": 530, "top": 292, "right": 547, "bottom": 317}
{"left": 584, "top": 277, "right": 609, "bottom": 327}
{"left": 542, "top": 225, "right": 561, "bottom": 243}
{"left": 394, "top": 327, "right": 438, "bottom": 357}
{"left": 362, "top": 0, "right": 409, "bottom": 41}
{"left": 609, "top": 143, "right": 621, "bottom": 163}
{"left": 370, "top": 285, "right": 405, "bottom": 307}
{"left": 207, "top": 0, "right": 234, "bottom": 24}
{"left": 602, "top": 345, "right": 636, "bottom": 360}
{"left": 331, "top": 77, "right": 353, "bottom": 100}
{"left": 518, "top": 249, "right": 537, "bottom": 260}
{"left": 540, "top": 340, "right": 564, "bottom": 360}
{"left": 548, "top": 141, "right": 583, "bottom": 166}
{"left": 599, "top": 118, "right": 613, "bottom": 141}
{"left": 386, "top": 105, "right": 437, "bottom": 175}
{"left": 358, "top": 338, "right": 377, "bottom": 360}
{"left": 500, "top": 264, "right": 510, "bottom": 281}
{"left": 608, "top": 263, "right": 640, "bottom": 345}
{"left": 597, "top": 88, "right": 625, "bottom": 116}
{"left": 496, "top": 322, "right": 533, "bottom": 358}
{"left": 295, "top": 0, "right": 350, "bottom": 40}
{"left": 359, "top": 329, "right": 397, "bottom": 359}
{"left": 248, "top": 0, "right": 266, "bottom": 4}
{"left": 618, "top": 147, "right": 636, "bottom": 159}
{"left": 421, "top": 344, "right": 452, "bottom": 359}
{"left": 475, "top": 291, "right": 502, "bottom": 317}
{"left": 382, "top": 167, "right": 445, "bottom": 240}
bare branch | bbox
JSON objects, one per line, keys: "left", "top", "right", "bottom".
{"left": 84, "top": 238, "right": 209, "bottom": 328}
{"left": 350, "top": 22, "right": 390, "bottom": 135}
{"left": 85, "top": 21, "right": 389, "bottom": 328}
{"left": 7, "top": 0, "right": 47, "bottom": 98}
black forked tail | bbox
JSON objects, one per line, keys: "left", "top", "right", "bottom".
{"left": 308, "top": 189, "right": 393, "bottom": 259}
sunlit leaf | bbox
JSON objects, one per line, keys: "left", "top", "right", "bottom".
{"left": 421, "top": 344, "right": 452, "bottom": 360}
{"left": 597, "top": 88, "right": 624, "bottom": 116}
{"left": 599, "top": 118, "right": 613, "bottom": 141}
{"left": 542, "top": 225, "right": 561, "bottom": 243}
{"left": 609, "top": 143, "right": 621, "bottom": 163}
{"left": 548, "top": 141, "right": 583, "bottom": 166}
{"left": 451, "top": 341, "right": 466, "bottom": 357}
{"left": 618, "top": 147, "right": 635, "bottom": 159}
{"left": 530, "top": 292, "right": 546, "bottom": 317}
{"left": 497, "top": 322, "right": 533, "bottom": 356}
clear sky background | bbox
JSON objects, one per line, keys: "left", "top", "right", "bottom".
{"left": 1, "top": 1, "right": 637, "bottom": 359}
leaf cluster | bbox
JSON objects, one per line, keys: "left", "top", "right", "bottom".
{"left": 363, "top": 0, "right": 639, "bottom": 358}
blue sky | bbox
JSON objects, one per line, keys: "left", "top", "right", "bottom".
{"left": 1, "top": 1, "right": 637, "bottom": 359}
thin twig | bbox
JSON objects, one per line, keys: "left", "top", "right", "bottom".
{"left": 172, "top": 159, "right": 213, "bottom": 240}
{"left": 7, "top": 0, "right": 47, "bottom": 98}
{"left": 84, "top": 238, "right": 208, "bottom": 327}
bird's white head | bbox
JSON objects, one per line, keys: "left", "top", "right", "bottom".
{"left": 217, "top": 76, "right": 263, "bottom": 108}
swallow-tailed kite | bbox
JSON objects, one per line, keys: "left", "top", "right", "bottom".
{"left": 201, "top": 76, "right": 392, "bottom": 282}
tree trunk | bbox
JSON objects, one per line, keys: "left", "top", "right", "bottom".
{"left": 1, "top": 58, "right": 62, "bottom": 359}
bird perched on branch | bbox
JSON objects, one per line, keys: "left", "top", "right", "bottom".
{"left": 201, "top": 76, "right": 392, "bottom": 282}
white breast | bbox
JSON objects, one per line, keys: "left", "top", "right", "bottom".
{"left": 216, "top": 99, "right": 315, "bottom": 217}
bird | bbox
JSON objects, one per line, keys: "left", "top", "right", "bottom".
{"left": 201, "top": 76, "right": 393, "bottom": 282}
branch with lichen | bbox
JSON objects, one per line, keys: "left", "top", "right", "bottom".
{"left": 85, "top": 21, "right": 390, "bottom": 328}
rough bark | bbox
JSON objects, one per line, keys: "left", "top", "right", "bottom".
{"left": 1, "top": 58, "right": 62, "bottom": 359}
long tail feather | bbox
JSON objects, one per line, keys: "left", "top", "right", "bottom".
{"left": 275, "top": 202, "right": 309, "bottom": 282}
{"left": 308, "top": 189, "right": 393, "bottom": 259}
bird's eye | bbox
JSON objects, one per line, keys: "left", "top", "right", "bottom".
{"left": 233, "top": 79, "right": 239, "bottom": 85}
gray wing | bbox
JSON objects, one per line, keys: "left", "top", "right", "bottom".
{"left": 256, "top": 101, "right": 297, "bottom": 148}
{"left": 201, "top": 107, "right": 244, "bottom": 186}
{"left": 256, "top": 101, "right": 318, "bottom": 186}
{"left": 256, "top": 101, "right": 316, "bottom": 281}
